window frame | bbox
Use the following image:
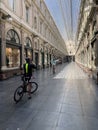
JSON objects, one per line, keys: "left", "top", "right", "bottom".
{"left": 8, "top": 0, "right": 16, "bottom": 11}
{"left": 26, "top": 6, "right": 29, "bottom": 23}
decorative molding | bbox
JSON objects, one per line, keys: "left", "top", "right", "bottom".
{"left": 24, "top": 0, "right": 31, "bottom": 7}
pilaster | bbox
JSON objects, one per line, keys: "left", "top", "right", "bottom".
{"left": 1, "top": 20, "right": 6, "bottom": 70}
{"left": 20, "top": 29, "right": 25, "bottom": 67}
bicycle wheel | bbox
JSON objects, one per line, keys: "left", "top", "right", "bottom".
{"left": 14, "top": 86, "right": 24, "bottom": 103}
{"left": 30, "top": 82, "right": 38, "bottom": 94}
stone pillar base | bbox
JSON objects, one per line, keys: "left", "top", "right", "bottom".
{"left": 0, "top": 73, "right": 7, "bottom": 80}
{"left": 0, "top": 69, "right": 21, "bottom": 80}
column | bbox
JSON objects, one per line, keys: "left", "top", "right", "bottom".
{"left": 20, "top": 29, "right": 24, "bottom": 67}
{"left": 32, "top": 35, "right": 35, "bottom": 63}
{"left": 38, "top": 43, "right": 41, "bottom": 69}
{"left": 1, "top": 20, "right": 6, "bottom": 70}
{"left": 95, "top": 13, "right": 98, "bottom": 71}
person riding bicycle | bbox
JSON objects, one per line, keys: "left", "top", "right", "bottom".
{"left": 23, "top": 57, "right": 37, "bottom": 99}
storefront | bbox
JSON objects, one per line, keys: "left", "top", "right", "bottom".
{"left": 0, "top": 29, "right": 22, "bottom": 79}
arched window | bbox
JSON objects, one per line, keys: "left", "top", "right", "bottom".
{"left": 25, "top": 37, "right": 31, "bottom": 47}
{"left": 6, "top": 29, "right": 20, "bottom": 44}
{"left": 24, "top": 37, "right": 33, "bottom": 59}
{"left": 6, "top": 29, "right": 20, "bottom": 68}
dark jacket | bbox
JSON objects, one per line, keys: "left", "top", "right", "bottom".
{"left": 23, "top": 63, "right": 36, "bottom": 77}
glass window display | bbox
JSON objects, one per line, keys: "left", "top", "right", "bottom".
{"left": 27, "top": 50, "right": 32, "bottom": 58}
{"left": 6, "top": 48, "right": 20, "bottom": 67}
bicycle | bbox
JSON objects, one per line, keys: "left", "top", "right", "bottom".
{"left": 14, "top": 75, "right": 38, "bottom": 103}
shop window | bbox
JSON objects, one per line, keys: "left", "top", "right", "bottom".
{"left": 6, "top": 29, "right": 20, "bottom": 68}
{"left": 27, "top": 50, "right": 32, "bottom": 58}
{"left": 24, "top": 49, "right": 32, "bottom": 59}
{"left": 6, "top": 48, "right": 20, "bottom": 67}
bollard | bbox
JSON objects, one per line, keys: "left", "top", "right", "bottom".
{"left": 97, "top": 72, "right": 98, "bottom": 85}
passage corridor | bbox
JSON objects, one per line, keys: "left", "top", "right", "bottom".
{"left": 0, "top": 62, "right": 98, "bottom": 130}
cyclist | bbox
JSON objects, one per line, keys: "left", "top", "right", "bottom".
{"left": 23, "top": 57, "right": 37, "bottom": 99}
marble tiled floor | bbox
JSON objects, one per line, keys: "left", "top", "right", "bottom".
{"left": 0, "top": 62, "right": 98, "bottom": 130}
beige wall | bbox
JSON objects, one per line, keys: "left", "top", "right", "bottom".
{"left": 75, "top": 0, "right": 98, "bottom": 76}
{"left": 0, "top": 0, "right": 67, "bottom": 71}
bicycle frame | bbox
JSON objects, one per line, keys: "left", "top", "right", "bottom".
{"left": 14, "top": 75, "right": 38, "bottom": 103}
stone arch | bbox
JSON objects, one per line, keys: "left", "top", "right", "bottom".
{"left": 6, "top": 29, "right": 20, "bottom": 44}
{"left": 25, "top": 37, "right": 32, "bottom": 48}
{"left": 24, "top": 37, "right": 33, "bottom": 59}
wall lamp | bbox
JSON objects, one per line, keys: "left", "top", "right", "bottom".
{"left": 2, "top": 14, "right": 12, "bottom": 21}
